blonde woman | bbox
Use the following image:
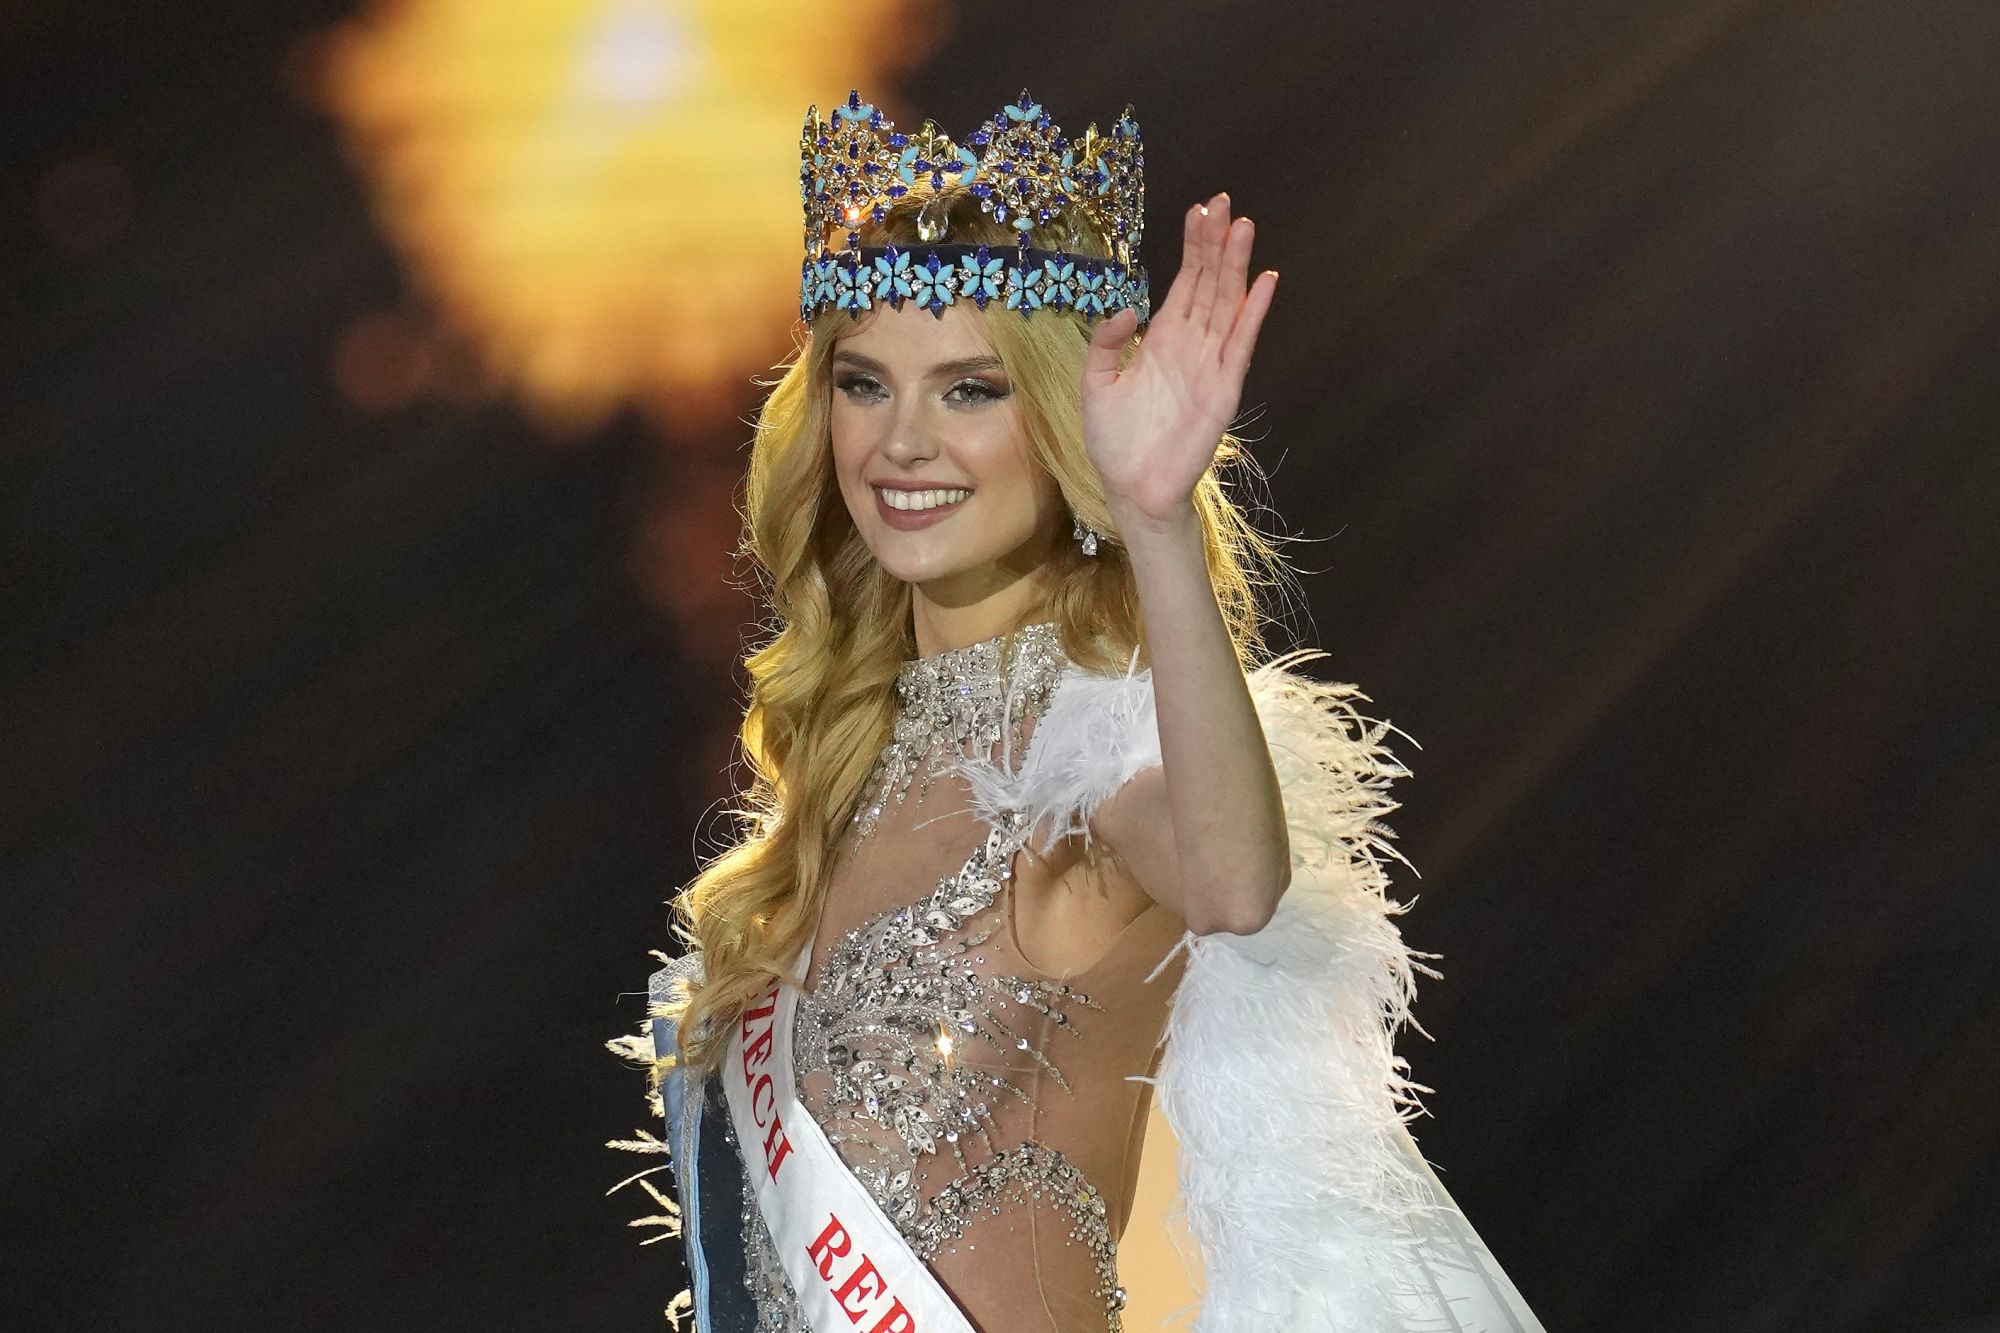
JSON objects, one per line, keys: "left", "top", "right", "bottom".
{"left": 611, "top": 91, "right": 1544, "bottom": 1333}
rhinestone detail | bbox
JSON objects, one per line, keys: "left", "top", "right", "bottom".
{"left": 743, "top": 624, "right": 1130, "bottom": 1330}
{"left": 849, "top": 621, "right": 1066, "bottom": 839}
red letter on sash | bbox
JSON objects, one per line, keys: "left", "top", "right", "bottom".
{"left": 762, "top": 1114, "right": 794, "bottom": 1179}
{"left": 740, "top": 992, "right": 777, "bottom": 1030}
{"left": 833, "top": 1255, "right": 887, "bottom": 1321}
{"left": 808, "top": 1213, "right": 852, "bottom": 1280}
{"left": 740, "top": 1023, "right": 775, "bottom": 1072}
{"left": 739, "top": 987, "right": 778, "bottom": 1080}
{"left": 868, "top": 1300, "right": 916, "bottom": 1333}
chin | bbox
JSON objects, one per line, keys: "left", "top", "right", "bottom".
{"left": 870, "top": 543, "right": 981, "bottom": 587}
{"left": 847, "top": 496, "right": 1049, "bottom": 588}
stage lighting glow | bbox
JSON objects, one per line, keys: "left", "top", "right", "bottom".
{"left": 314, "top": 0, "right": 938, "bottom": 436}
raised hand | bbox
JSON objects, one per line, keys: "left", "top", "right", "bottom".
{"left": 1078, "top": 192, "right": 1278, "bottom": 530}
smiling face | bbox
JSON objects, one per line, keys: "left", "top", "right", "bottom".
{"left": 828, "top": 302, "right": 1067, "bottom": 611}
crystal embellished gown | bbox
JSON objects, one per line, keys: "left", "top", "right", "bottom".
{"left": 614, "top": 622, "right": 1549, "bottom": 1333}
{"left": 746, "top": 624, "right": 1180, "bottom": 1332}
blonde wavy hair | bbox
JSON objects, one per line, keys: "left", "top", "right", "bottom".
{"left": 661, "top": 190, "right": 1289, "bottom": 1076}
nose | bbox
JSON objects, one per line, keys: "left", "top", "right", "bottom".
{"left": 881, "top": 400, "right": 940, "bottom": 468}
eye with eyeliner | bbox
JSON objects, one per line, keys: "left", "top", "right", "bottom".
{"left": 835, "top": 372, "right": 886, "bottom": 402}
{"left": 944, "top": 378, "right": 1009, "bottom": 405}
{"left": 834, "top": 371, "right": 1009, "bottom": 407}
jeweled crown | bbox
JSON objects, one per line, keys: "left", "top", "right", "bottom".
{"left": 798, "top": 90, "right": 1148, "bottom": 325}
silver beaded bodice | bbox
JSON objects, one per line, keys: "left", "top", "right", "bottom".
{"left": 850, "top": 620, "right": 1068, "bottom": 838}
{"left": 742, "top": 622, "right": 1138, "bottom": 1332}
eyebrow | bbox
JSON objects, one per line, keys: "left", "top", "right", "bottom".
{"left": 831, "top": 350, "right": 1006, "bottom": 378}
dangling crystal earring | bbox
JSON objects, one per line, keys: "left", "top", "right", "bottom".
{"left": 1072, "top": 516, "right": 1103, "bottom": 556}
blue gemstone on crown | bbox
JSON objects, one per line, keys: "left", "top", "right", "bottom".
{"left": 798, "top": 91, "right": 1148, "bottom": 326}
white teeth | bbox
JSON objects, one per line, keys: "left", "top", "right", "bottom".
{"left": 878, "top": 487, "right": 970, "bottom": 512}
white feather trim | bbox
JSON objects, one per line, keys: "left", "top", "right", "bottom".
{"left": 952, "top": 651, "right": 1164, "bottom": 856}
{"left": 953, "top": 653, "right": 1541, "bottom": 1330}
{"left": 1155, "top": 657, "right": 1440, "bottom": 1329}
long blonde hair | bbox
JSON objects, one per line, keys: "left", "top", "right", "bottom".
{"left": 662, "top": 190, "right": 1288, "bottom": 1076}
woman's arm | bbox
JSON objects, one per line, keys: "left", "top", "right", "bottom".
{"left": 1093, "top": 512, "right": 1290, "bottom": 934}
{"left": 1078, "top": 193, "right": 1288, "bottom": 935}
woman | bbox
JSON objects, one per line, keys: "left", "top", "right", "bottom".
{"left": 611, "top": 91, "right": 1545, "bottom": 1333}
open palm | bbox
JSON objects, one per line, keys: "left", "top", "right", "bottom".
{"left": 1079, "top": 192, "right": 1278, "bottom": 526}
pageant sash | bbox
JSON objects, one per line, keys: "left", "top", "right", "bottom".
{"left": 722, "top": 949, "right": 976, "bottom": 1333}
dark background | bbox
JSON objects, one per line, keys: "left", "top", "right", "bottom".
{"left": 5, "top": 0, "right": 1999, "bottom": 1329}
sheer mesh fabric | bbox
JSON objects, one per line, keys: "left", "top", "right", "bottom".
{"left": 744, "top": 710, "right": 1187, "bottom": 1333}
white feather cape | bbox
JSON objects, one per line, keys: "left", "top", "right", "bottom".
{"left": 953, "top": 652, "right": 1546, "bottom": 1333}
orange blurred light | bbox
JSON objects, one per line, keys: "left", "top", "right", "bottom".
{"left": 313, "top": 0, "right": 940, "bottom": 438}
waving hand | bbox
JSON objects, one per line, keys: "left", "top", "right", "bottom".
{"left": 1079, "top": 192, "right": 1279, "bottom": 528}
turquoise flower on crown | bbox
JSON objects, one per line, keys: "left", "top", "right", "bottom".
{"left": 1005, "top": 257, "right": 1044, "bottom": 314}
{"left": 896, "top": 141, "right": 978, "bottom": 191}
{"left": 1104, "top": 265, "right": 1129, "bottom": 308}
{"left": 811, "top": 255, "right": 839, "bottom": 309}
{"left": 910, "top": 252, "right": 958, "bottom": 316}
{"left": 1037, "top": 255, "right": 1077, "bottom": 311}
{"left": 1074, "top": 263, "right": 1109, "bottom": 317}
{"left": 834, "top": 259, "right": 873, "bottom": 315}
{"left": 958, "top": 246, "right": 1005, "bottom": 309}
{"left": 872, "top": 247, "right": 914, "bottom": 305}
{"left": 833, "top": 89, "right": 878, "bottom": 125}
